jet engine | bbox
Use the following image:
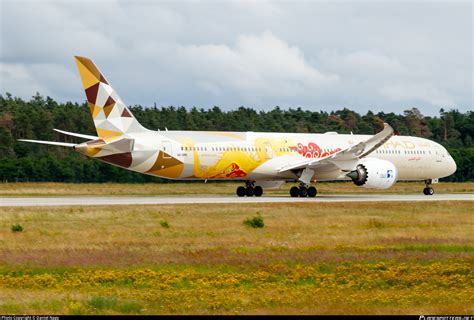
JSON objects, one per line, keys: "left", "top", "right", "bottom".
{"left": 347, "top": 158, "right": 397, "bottom": 189}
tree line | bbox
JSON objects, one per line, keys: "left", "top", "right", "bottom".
{"left": 0, "top": 93, "right": 473, "bottom": 182}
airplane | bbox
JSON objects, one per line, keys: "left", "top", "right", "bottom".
{"left": 19, "top": 56, "right": 457, "bottom": 197}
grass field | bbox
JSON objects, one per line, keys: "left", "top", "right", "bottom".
{"left": 0, "top": 201, "right": 473, "bottom": 314}
{"left": 1, "top": 181, "right": 474, "bottom": 197}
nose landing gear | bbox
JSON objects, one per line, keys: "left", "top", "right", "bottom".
{"left": 236, "top": 181, "right": 263, "bottom": 197}
{"left": 423, "top": 179, "right": 435, "bottom": 195}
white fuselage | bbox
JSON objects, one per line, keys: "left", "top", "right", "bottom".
{"left": 69, "top": 56, "right": 457, "bottom": 188}
{"left": 122, "top": 130, "right": 457, "bottom": 183}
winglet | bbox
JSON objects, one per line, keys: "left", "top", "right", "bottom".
{"left": 358, "top": 123, "right": 394, "bottom": 158}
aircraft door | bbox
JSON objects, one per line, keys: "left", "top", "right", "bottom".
{"left": 162, "top": 141, "right": 172, "bottom": 159}
{"left": 263, "top": 142, "right": 273, "bottom": 159}
{"left": 435, "top": 148, "right": 442, "bottom": 162}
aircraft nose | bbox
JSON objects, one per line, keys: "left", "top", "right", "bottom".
{"left": 447, "top": 155, "right": 457, "bottom": 176}
{"left": 444, "top": 153, "right": 457, "bottom": 177}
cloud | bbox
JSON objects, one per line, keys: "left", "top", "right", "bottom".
{"left": 379, "top": 84, "right": 456, "bottom": 107}
{"left": 0, "top": 2, "right": 120, "bottom": 64}
{"left": 320, "top": 50, "right": 408, "bottom": 77}
{"left": 315, "top": 49, "right": 461, "bottom": 109}
{"left": 0, "top": 63, "right": 50, "bottom": 97}
{"left": 0, "top": 1, "right": 471, "bottom": 115}
{"left": 176, "top": 31, "right": 339, "bottom": 105}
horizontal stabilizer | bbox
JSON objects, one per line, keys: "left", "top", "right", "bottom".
{"left": 74, "top": 136, "right": 134, "bottom": 154}
{"left": 95, "top": 137, "right": 134, "bottom": 153}
{"left": 54, "top": 129, "right": 98, "bottom": 140}
{"left": 18, "top": 139, "right": 76, "bottom": 148}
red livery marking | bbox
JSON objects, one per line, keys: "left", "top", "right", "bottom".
{"left": 289, "top": 142, "right": 341, "bottom": 158}
{"left": 225, "top": 163, "right": 247, "bottom": 178}
{"left": 210, "top": 163, "right": 247, "bottom": 179}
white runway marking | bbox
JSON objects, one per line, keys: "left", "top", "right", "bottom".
{"left": 0, "top": 194, "right": 473, "bottom": 207}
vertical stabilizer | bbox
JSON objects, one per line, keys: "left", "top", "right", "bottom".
{"left": 74, "top": 56, "right": 147, "bottom": 138}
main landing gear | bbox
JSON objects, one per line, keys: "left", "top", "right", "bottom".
{"left": 290, "top": 183, "right": 317, "bottom": 198}
{"left": 423, "top": 179, "right": 435, "bottom": 195}
{"left": 236, "top": 181, "right": 263, "bottom": 197}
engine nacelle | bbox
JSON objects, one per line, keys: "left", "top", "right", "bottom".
{"left": 347, "top": 158, "right": 397, "bottom": 189}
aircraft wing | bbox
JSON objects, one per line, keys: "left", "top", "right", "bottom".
{"left": 18, "top": 139, "right": 76, "bottom": 147}
{"left": 278, "top": 123, "right": 394, "bottom": 173}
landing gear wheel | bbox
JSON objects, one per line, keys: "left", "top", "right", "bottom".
{"left": 423, "top": 187, "right": 434, "bottom": 195}
{"left": 236, "top": 186, "right": 246, "bottom": 197}
{"left": 307, "top": 186, "right": 317, "bottom": 198}
{"left": 254, "top": 186, "right": 263, "bottom": 197}
{"left": 290, "top": 186, "right": 299, "bottom": 197}
{"left": 246, "top": 186, "right": 255, "bottom": 197}
{"left": 299, "top": 186, "right": 308, "bottom": 197}
{"left": 423, "top": 179, "right": 434, "bottom": 196}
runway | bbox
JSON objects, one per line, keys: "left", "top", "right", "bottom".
{"left": 1, "top": 193, "right": 472, "bottom": 207}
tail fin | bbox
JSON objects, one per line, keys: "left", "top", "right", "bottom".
{"left": 74, "top": 56, "right": 147, "bottom": 138}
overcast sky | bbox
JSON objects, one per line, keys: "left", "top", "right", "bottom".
{"left": 0, "top": 0, "right": 472, "bottom": 116}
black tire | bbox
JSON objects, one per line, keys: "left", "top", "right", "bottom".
{"left": 423, "top": 187, "right": 434, "bottom": 195}
{"left": 299, "top": 187, "right": 308, "bottom": 197}
{"left": 307, "top": 186, "right": 317, "bottom": 197}
{"left": 246, "top": 186, "right": 254, "bottom": 197}
{"left": 254, "top": 186, "right": 263, "bottom": 197}
{"left": 236, "top": 186, "right": 246, "bottom": 197}
{"left": 290, "top": 186, "right": 299, "bottom": 197}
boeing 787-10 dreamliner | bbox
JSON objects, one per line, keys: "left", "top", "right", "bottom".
{"left": 19, "top": 56, "right": 457, "bottom": 197}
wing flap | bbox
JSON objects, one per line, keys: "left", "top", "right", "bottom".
{"left": 277, "top": 149, "right": 344, "bottom": 173}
